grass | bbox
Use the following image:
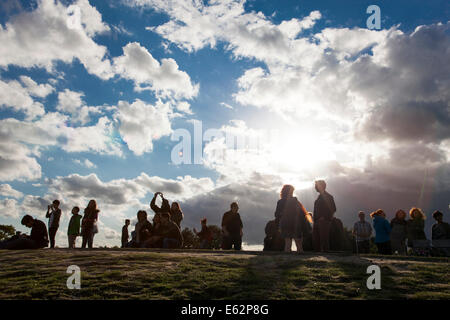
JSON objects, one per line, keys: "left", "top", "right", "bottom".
{"left": 0, "top": 249, "right": 448, "bottom": 299}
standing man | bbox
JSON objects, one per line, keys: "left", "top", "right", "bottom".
{"left": 353, "top": 211, "right": 372, "bottom": 254}
{"left": 221, "top": 202, "right": 243, "bottom": 250}
{"left": 121, "top": 219, "right": 130, "bottom": 248}
{"left": 312, "top": 180, "right": 336, "bottom": 252}
{"left": 46, "top": 200, "right": 61, "bottom": 248}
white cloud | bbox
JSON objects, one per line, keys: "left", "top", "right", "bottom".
{"left": 0, "top": 134, "right": 42, "bottom": 181}
{"left": 57, "top": 89, "right": 101, "bottom": 124}
{"left": 0, "top": 184, "right": 23, "bottom": 199}
{"left": 113, "top": 42, "right": 199, "bottom": 99}
{"left": 0, "top": 198, "right": 20, "bottom": 218}
{"left": 114, "top": 99, "right": 173, "bottom": 155}
{"left": 19, "top": 75, "right": 54, "bottom": 98}
{"left": 0, "top": 0, "right": 113, "bottom": 79}
{"left": 0, "top": 77, "right": 47, "bottom": 119}
{"left": 73, "top": 159, "right": 97, "bottom": 169}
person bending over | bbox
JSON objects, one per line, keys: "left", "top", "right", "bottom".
{"left": 0, "top": 215, "right": 49, "bottom": 250}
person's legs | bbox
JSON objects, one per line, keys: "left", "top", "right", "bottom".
{"left": 312, "top": 224, "right": 321, "bottom": 251}
{"left": 319, "top": 220, "right": 331, "bottom": 251}
{"left": 384, "top": 241, "right": 392, "bottom": 255}
{"left": 376, "top": 243, "right": 383, "bottom": 254}
{"left": 163, "top": 238, "right": 179, "bottom": 249}
{"left": 88, "top": 233, "right": 94, "bottom": 249}
{"left": 81, "top": 235, "right": 87, "bottom": 248}
{"left": 2, "top": 238, "right": 37, "bottom": 250}
{"left": 233, "top": 235, "right": 242, "bottom": 251}
{"left": 361, "top": 240, "right": 370, "bottom": 253}
{"left": 284, "top": 238, "right": 292, "bottom": 252}
{"left": 68, "top": 235, "right": 76, "bottom": 249}
{"left": 294, "top": 238, "right": 303, "bottom": 253}
{"left": 222, "top": 235, "right": 232, "bottom": 250}
{"left": 49, "top": 227, "right": 58, "bottom": 248}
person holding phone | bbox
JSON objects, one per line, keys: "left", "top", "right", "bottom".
{"left": 46, "top": 200, "right": 61, "bottom": 248}
{"left": 150, "top": 192, "right": 171, "bottom": 214}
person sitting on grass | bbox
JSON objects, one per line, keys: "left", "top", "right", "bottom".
{"left": 159, "top": 212, "right": 183, "bottom": 249}
{"left": 134, "top": 210, "right": 153, "bottom": 248}
{"left": 0, "top": 215, "right": 49, "bottom": 250}
{"left": 263, "top": 218, "right": 284, "bottom": 251}
{"left": 194, "top": 218, "right": 213, "bottom": 249}
{"left": 67, "top": 206, "right": 82, "bottom": 249}
{"left": 370, "top": 209, "right": 392, "bottom": 255}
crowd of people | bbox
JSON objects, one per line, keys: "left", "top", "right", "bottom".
{"left": 353, "top": 208, "right": 450, "bottom": 255}
{"left": 0, "top": 180, "right": 449, "bottom": 256}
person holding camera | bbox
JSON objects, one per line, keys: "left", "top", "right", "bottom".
{"left": 150, "top": 192, "right": 171, "bottom": 215}
{"left": 46, "top": 200, "right": 62, "bottom": 248}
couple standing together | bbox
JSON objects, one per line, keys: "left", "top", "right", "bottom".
{"left": 275, "top": 180, "right": 336, "bottom": 253}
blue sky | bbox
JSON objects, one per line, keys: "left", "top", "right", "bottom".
{"left": 0, "top": 0, "right": 449, "bottom": 247}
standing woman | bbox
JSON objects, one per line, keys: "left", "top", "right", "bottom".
{"left": 170, "top": 202, "right": 184, "bottom": 228}
{"left": 390, "top": 210, "right": 408, "bottom": 255}
{"left": 371, "top": 209, "right": 392, "bottom": 255}
{"left": 407, "top": 207, "right": 427, "bottom": 248}
{"left": 81, "top": 200, "right": 99, "bottom": 249}
{"left": 274, "top": 184, "right": 308, "bottom": 253}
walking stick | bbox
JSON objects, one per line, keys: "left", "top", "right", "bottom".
{"left": 355, "top": 236, "right": 359, "bottom": 255}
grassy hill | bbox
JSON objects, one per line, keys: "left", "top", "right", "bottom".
{"left": 0, "top": 249, "right": 448, "bottom": 299}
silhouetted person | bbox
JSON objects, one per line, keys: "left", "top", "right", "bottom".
{"left": 194, "top": 218, "right": 213, "bottom": 249}
{"left": 263, "top": 219, "right": 284, "bottom": 251}
{"left": 274, "top": 185, "right": 309, "bottom": 253}
{"left": 312, "top": 180, "right": 336, "bottom": 252}
{"left": 353, "top": 211, "right": 372, "bottom": 254}
{"left": 432, "top": 210, "right": 450, "bottom": 240}
{"left": 390, "top": 210, "right": 407, "bottom": 255}
{"left": 371, "top": 209, "right": 392, "bottom": 255}
{"left": 135, "top": 210, "right": 152, "bottom": 248}
{"left": 67, "top": 206, "right": 81, "bottom": 249}
{"left": 144, "top": 212, "right": 164, "bottom": 248}
{"left": 170, "top": 202, "right": 184, "bottom": 228}
{"left": 159, "top": 212, "right": 183, "bottom": 249}
{"left": 150, "top": 192, "right": 171, "bottom": 214}
{"left": 122, "top": 219, "right": 130, "bottom": 248}
{"left": 0, "top": 215, "right": 48, "bottom": 250}
{"left": 81, "top": 200, "right": 99, "bottom": 249}
{"left": 407, "top": 207, "right": 427, "bottom": 248}
{"left": 46, "top": 199, "right": 61, "bottom": 248}
{"left": 222, "top": 202, "right": 243, "bottom": 250}
{"left": 329, "top": 217, "right": 345, "bottom": 251}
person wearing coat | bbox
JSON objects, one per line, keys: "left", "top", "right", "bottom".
{"left": 407, "top": 207, "right": 427, "bottom": 247}
{"left": 371, "top": 209, "right": 392, "bottom": 255}
{"left": 312, "top": 180, "right": 336, "bottom": 252}
{"left": 274, "top": 184, "right": 309, "bottom": 253}
{"left": 390, "top": 210, "right": 408, "bottom": 255}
